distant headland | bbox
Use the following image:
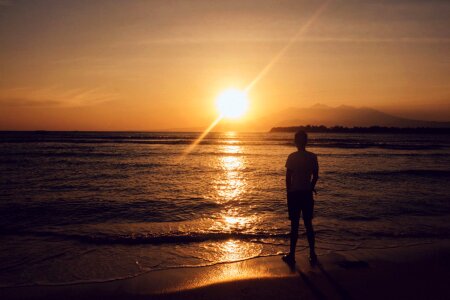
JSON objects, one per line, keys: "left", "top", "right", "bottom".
{"left": 270, "top": 125, "right": 450, "bottom": 134}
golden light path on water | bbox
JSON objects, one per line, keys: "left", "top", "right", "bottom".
{"left": 210, "top": 141, "right": 261, "bottom": 261}
{"left": 179, "top": 0, "right": 333, "bottom": 160}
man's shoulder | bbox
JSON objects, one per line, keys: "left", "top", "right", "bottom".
{"left": 286, "top": 152, "right": 298, "bottom": 165}
{"left": 288, "top": 150, "right": 316, "bottom": 157}
{"left": 287, "top": 151, "right": 299, "bottom": 160}
{"left": 305, "top": 150, "right": 317, "bottom": 157}
{"left": 305, "top": 150, "right": 318, "bottom": 161}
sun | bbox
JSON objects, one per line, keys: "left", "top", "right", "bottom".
{"left": 216, "top": 88, "right": 249, "bottom": 119}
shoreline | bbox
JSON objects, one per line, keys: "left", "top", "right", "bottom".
{"left": 1, "top": 240, "right": 449, "bottom": 300}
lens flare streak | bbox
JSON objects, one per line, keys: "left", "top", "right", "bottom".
{"left": 178, "top": 115, "right": 223, "bottom": 161}
{"left": 245, "top": 0, "right": 333, "bottom": 93}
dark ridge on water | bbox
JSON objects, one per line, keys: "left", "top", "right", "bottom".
{"left": 2, "top": 228, "right": 449, "bottom": 246}
{"left": 270, "top": 125, "right": 450, "bottom": 134}
{"left": 0, "top": 141, "right": 444, "bottom": 150}
{"left": 0, "top": 131, "right": 447, "bottom": 150}
{"left": 329, "top": 169, "right": 450, "bottom": 178}
{"left": 0, "top": 230, "right": 290, "bottom": 245}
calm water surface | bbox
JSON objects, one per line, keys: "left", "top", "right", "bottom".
{"left": 1, "top": 131, "right": 449, "bottom": 286}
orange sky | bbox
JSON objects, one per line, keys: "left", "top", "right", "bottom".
{"left": 0, "top": 0, "right": 449, "bottom": 131}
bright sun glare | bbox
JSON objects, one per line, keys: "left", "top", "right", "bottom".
{"left": 216, "top": 88, "right": 249, "bottom": 119}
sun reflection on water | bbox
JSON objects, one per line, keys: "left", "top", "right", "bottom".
{"left": 218, "top": 239, "right": 261, "bottom": 262}
{"left": 224, "top": 216, "right": 244, "bottom": 225}
{"left": 209, "top": 141, "right": 262, "bottom": 261}
{"left": 213, "top": 144, "right": 247, "bottom": 203}
{"left": 221, "top": 156, "right": 242, "bottom": 170}
{"left": 221, "top": 212, "right": 257, "bottom": 232}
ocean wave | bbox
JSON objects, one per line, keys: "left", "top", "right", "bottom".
{"left": 347, "top": 169, "right": 450, "bottom": 178}
{"left": 320, "top": 153, "right": 449, "bottom": 157}
{"left": 362, "top": 230, "right": 450, "bottom": 239}
{"left": 336, "top": 215, "right": 381, "bottom": 221}
{"left": 2, "top": 230, "right": 289, "bottom": 245}
{"left": 0, "top": 141, "right": 446, "bottom": 152}
{"left": 0, "top": 200, "right": 221, "bottom": 227}
{"left": 1, "top": 133, "right": 448, "bottom": 150}
{"left": 3, "top": 226, "right": 450, "bottom": 246}
{"left": 306, "top": 142, "right": 445, "bottom": 150}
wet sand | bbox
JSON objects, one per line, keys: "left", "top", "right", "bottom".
{"left": 1, "top": 241, "right": 449, "bottom": 300}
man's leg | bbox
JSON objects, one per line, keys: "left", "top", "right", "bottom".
{"left": 283, "top": 217, "right": 299, "bottom": 264}
{"left": 303, "top": 218, "right": 316, "bottom": 258}
{"left": 290, "top": 218, "right": 300, "bottom": 255}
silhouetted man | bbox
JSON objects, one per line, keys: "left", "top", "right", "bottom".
{"left": 283, "top": 130, "right": 318, "bottom": 265}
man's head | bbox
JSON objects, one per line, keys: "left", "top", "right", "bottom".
{"left": 294, "top": 130, "right": 308, "bottom": 149}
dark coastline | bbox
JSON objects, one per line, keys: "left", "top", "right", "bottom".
{"left": 270, "top": 125, "right": 450, "bottom": 134}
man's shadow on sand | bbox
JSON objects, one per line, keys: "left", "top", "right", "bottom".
{"left": 283, "top": 259, "right": 354, "bottom": 300}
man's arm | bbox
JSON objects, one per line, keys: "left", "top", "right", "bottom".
{"left": 286, "top": 168, "right": 293, "bottom": 192}
{"left": 310, "top": 155, "right": 319, "bottom": 193}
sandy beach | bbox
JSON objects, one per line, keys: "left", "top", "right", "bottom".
{"left": 1, "top": 241, "right": 449, "bottom": 300}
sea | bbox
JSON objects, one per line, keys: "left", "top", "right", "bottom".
{"left": 1, "top": 131, "right": 449, "bottom": 287}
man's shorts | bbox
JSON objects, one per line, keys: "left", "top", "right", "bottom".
{"left": 287, "top": 190, "right": 314, "bottom": 221}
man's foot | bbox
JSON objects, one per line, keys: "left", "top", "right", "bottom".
{"left": 309, "top": 253, "right": 318, "bottom": 265}
{"left": 282, "top": 253, "right": 296, "bottom": 265}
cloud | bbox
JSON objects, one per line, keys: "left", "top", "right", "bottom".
{"left": 0, "top": 86, "right": 118, "bottom": 108}
{"left": 125, "top": 35, "right": 450, "bottom": 46}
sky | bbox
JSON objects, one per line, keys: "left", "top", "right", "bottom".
{"left": 0, "top": 0, "right": 449, "bottom": 131}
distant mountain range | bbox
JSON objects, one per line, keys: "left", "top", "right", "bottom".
{"left": 270, "top": 125, "right": 450, "bottom": 134}
{"left": 165, "top": 104, "right": 449, "bottom": 132}
{"left": 259, "top": 104, "right": 450, "bottom": 129}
